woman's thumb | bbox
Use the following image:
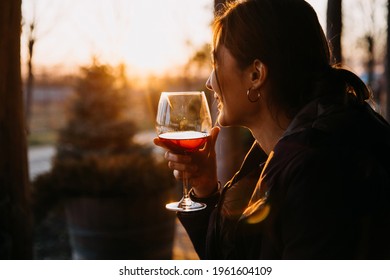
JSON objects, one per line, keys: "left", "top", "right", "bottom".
{"left": 204, "top": 126, "right": 220, "bottom": 154}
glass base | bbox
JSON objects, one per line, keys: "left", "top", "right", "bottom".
{"left": 165, "top": 200, "right": 206, "bottom": 212}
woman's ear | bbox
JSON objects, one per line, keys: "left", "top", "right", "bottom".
{"left": 250, "top": 59, "right": 267, "bottom": 89}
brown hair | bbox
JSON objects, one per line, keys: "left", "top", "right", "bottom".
{"left": 213, "top": 0, "right": 370, "bottom": 117}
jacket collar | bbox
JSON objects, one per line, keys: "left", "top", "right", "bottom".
{"left": 239, "top": 96, "right": 389, "bottom": 177}
{"left": 281, "top": 96, "right": 375, "bottom": 139}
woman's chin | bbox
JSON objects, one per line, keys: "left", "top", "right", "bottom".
{"left": 217, "top": 114, "right": 229, "bottom": 127}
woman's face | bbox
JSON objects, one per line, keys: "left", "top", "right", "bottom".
{"left": 206, "top": 45, "right": 259, "bottom": 127}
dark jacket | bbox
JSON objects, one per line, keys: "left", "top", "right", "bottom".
{"left": 178, "top": 96, "right": 390, "bottom": 259}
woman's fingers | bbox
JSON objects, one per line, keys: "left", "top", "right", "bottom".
{"left": 164, "top": 151, "right": 191, "bottom": 163}
{"left": 201, "top": 126, "right": 220, "bottom": 155}
{"left": 165, "top": 151, "right": 198, "bottom": 173}
{"left": 153, "top": 137, "right": 168, "bottom": 150}
{"left": 173, "top": 170, "right": 201, "bottom": 187}
{"left": 153, "top": 127, "right": 220, "bottom": 195}
{"left": 210, "top": 126, "right": 221, "bottom": 148}
{"left": 173, "top": 170, "right": 181, "bottom": 179}
{"left": 167, "top": 160, "right": 198, "bottom": 173}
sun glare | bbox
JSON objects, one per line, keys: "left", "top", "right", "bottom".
{"left": 21, "top": 0, "right": 213, "bottom": 77}
{"left": 21, "top": 0, "right": 333, "bottom": 77}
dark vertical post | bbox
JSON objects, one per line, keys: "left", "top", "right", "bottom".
{"left": 0, "top": 0, "right": 32, "bottom": 259}
{"left": 327, "top": 0, "right": 343, "bottom": 64}
{"left": 25, "top": 22, "right": 36, "bottom": 132}
{"left": 386, "top": 0, "right": 390, "bottom": 121}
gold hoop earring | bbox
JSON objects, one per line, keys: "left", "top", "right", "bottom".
{"left": 247, "top": 88, "right": 261, "bottom": 103}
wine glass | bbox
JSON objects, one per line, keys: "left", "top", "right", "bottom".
{"left": 156, "top": 91, "right": 212, "bottom": 212}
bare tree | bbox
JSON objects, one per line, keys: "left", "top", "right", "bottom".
{"left": 354, "top": 0, "right": 386, "bottom": 104}
{"left": 0, "top": 0, "right": 32, "bottom": 259}
{"left": 361, "top": 1, "right": 377, "bottom": 92}
{"left": 22, "top": 0, "right": 69, "bottom": 131}
{"left": 25, "top": 18, "right": 36, "bottom": 132}
{"left": 365, "top": 34, "right": 375, "bottom": 94}
{"left": 327, "top": 0, "right": 343, "bottom": 64}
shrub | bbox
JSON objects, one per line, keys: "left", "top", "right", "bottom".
{"left": 32, "top": 62, "right": 175, "bottom": 221}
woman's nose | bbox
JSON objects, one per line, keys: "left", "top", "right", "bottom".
{"left": 205, "top": 74, "right": 213, "bottom": 91}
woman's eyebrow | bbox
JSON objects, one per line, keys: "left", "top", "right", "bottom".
{"left": 211, "top": 48, "right": 220, "bottom": 66}
{"left": 211, "top": 49, "right": 216, "bottom": 61}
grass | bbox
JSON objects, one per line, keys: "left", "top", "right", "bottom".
{"left": 28, "top": 130, "right": 59, "bottom": 147}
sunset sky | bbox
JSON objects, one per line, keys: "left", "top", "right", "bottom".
{"left": 20, "top": 0, "right": 386, "bottom": 78}
{"left": 21, "top": 0, "right": 214, "bottom": 76}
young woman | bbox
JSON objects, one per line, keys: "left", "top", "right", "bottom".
{"left": 155, "top": 0, "right": 390, "bottom": 259}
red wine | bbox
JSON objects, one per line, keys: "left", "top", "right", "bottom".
{"left": 159, "top": 131, "right": 209, "bottom": 153}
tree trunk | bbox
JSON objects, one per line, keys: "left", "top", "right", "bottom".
{"left": 327, "top": 0, "right": 343, "bottom": 64}
{"left": 366, "top": 35, "right": 375, "bottom": 90}
{"left": 0, "top": 0, "right": 32, "bottom": 259}
{"left": 25, "top": 23, "right": 36, "bottom": 133}
{"left": 386, "top": 0, "right": 390, "bottom": 121}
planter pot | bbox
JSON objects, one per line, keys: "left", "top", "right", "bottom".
{"left": 65, "top": 191, "right": 176, "bottom": 260}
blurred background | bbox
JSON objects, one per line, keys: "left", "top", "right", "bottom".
{"left": 23, "top": 0, "right": 389, "bottom": 148}
{"left": 18, "top": 0, "right": 389, "bottom": 259}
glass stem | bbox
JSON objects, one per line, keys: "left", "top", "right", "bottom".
{"left": 180, "top": 171, "right": 192, "bottom": 208}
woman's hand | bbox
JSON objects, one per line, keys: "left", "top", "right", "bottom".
{"left": 154, "top": 126, "right": 220, "bottom": 198}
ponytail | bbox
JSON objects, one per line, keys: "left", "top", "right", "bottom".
{"left": 330, "top": 65, "right": 371, "bottom": 104}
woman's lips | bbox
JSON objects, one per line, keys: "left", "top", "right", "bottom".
{"left": 214, "top": 93, "right": 222, "bottom": 110}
